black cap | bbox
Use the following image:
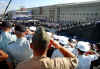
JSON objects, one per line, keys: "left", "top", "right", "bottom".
{"left": 2, "top": 21, "right": 12, "bottom": 28}
{"left": 15, "top": 24, "right": 26, "bottom": 32}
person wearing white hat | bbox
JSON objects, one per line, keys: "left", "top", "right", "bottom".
{"left": 76, "top": 41, "right": 98, "bottom": 69}
{"left": 51, "top": 39, "right": 74, "bottom": 58}
{"left": 29, "top": 26, "right": 36, "bottom": 32}
{"left": 25, "top": 26, "right": 36, "bottom": 43}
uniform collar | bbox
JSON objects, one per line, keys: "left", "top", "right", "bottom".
{"left": 2, "top": 31, "right": 10, "bottom": 34}
{"left": 78, "top": 54, "right": 86, "bottom": 58}
{"left": 17, "top": 37, "right": 26, "bottom": 40}
{"left": 16, "top": 37, "right": 27, "bottom": 42}
{"left": 33, "top": 56, "right": 47, "bottom": 60}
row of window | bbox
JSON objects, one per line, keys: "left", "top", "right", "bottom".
{"left": 60, "top": 12, "right": 98, "bottom": 16}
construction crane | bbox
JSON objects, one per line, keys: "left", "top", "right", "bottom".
{"left": 3, "top": 0, "right": 12, "bottom": 19}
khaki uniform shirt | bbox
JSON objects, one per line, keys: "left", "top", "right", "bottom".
{"left": 16, "top": 56, "right": 78, "bottom": 69}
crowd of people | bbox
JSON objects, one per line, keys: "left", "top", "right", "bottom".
{"left": 0, "top": 21, "right": 100, "bottom": 69}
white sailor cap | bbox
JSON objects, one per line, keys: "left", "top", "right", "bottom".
{"left": 77, "top": 41, "right": 90, "bottom": 52}
{"left": 29, "top": 26, "right": 36, "bottom": 31}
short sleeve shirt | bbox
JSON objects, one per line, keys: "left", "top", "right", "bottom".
{"left": 0, "top": 32, "right": 16, "bottom": 53}
{"left": 16, "top": 56, "right": 78, "bottom": 69}
{"left": 7, "top": 37, "right": 33, "bottom": 64}
{"left": 77, "top": 55, "right": 98, "bottom": 69}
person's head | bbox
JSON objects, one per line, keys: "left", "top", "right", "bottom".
{"left": 31, "top": 26, "right": 50, "bottom": 56}
{"left": 95, "top": 43, "right": 100, "bottom": 53}
{"left": 25, "top": 28, "right": 30, "bottom": 35}
{"left": 15, "top": 24, "right": 26, "bottom": 38}
{"left": 68, "top": 38, "right": 73, "bottom": 43}
{"left": 12, "top": 23, "right": 16, "bottom": 27}
{"left": 77, "top": 41, "right": 90, "bottom": 55}
{"left": 77, "top": 49, "right": 85, "bottom": 55}
{"left": 2, "top": 21, "right": 12, "bottom": 32}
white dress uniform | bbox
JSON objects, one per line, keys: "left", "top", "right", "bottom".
{"left": 51, "top": 49, "right": 64, "bottom": 58}
{"left": 77, "top": 55, "right": 98, "bottom": 69}
{"left": 51, "top": 47, "right": 74, "bottom": 58}
{"left": 72, "top": 48, "right": 79, "bottom": 56}
{"left": 25, "top": 34, "right": 33, "bottom": 43}
{"left": 7, "top": 37, "right": 33, "bottom": 64}
{"left": 58, "top": 37, "right": 74, "bottom": 52}
{"left": 51, "top": 36, "right": 74, "bottom": 58}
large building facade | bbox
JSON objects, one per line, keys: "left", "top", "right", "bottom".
{"left": 6, "top": 1, "right": 100, "bottom": 42}
{"left": 32, "top": 1, "right": 100, "bottom": 23}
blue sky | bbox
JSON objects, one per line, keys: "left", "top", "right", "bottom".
{"left": 0, "top": 0, "right": 98, "bottom": 14}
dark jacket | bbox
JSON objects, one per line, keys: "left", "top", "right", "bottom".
{"left": 90, "top": 57, "right": 100, "bottom": 69}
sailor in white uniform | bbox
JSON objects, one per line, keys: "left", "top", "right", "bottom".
{"left": 7, "top": 24, "right": 33, "bottom": 64}
{"left": 0, "top": 22, "right": 16, "bottom": 53}
{"left": 76, "top": 41, "right": 98, "bottom": 69}
{"left": 51, "top": 37, "right": 74, "bottom": 58}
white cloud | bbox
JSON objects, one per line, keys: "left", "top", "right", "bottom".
{"left": 0, "top": 1, "right": 8, "bottom": 5}
{"left": 30, "top": 0, "right": 98, "bottom": 7}
{"left": 52, "top": 0, "right": 98, "bottom": 4}
{"left": 56, "top": 0, "right": 97, "bottom": 3}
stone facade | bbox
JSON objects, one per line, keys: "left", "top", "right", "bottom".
{"left": 32, "top": 1, "right": 100, "bottom": 23}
